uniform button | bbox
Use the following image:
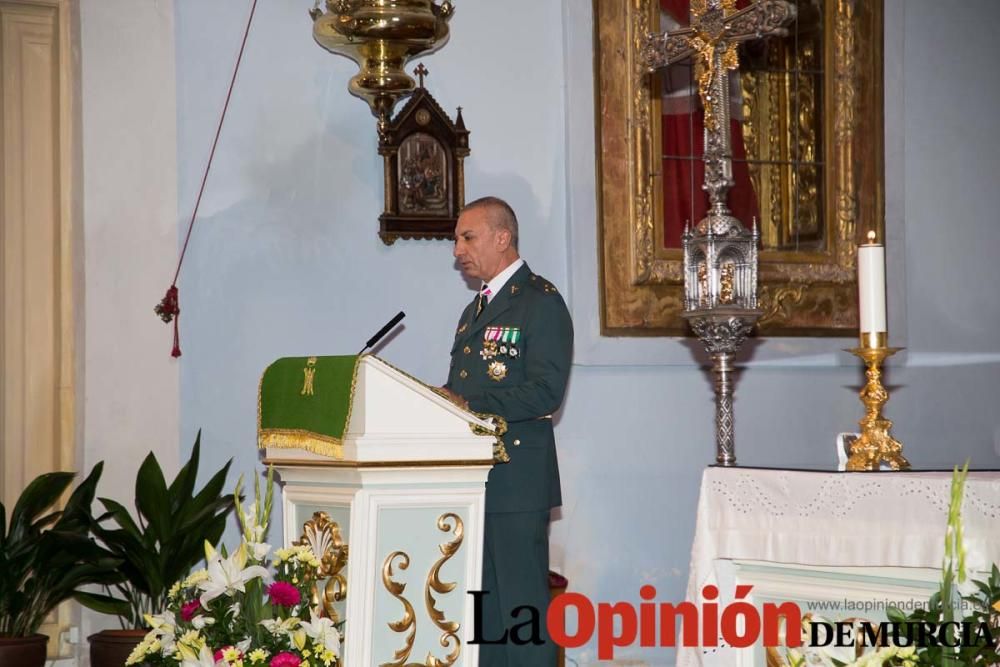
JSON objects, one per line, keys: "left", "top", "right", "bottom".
{"left": 514, "top": 439, "right": 521, "bottom": 446}
{"left": 459, "top": 369, "right": 468, "bottom": 379}
{"left": 463, "top": 346, "right": 471, "bottom": 354}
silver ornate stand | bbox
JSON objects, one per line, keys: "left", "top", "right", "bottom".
{"left": 645, "top": 0, "right": 794, "bottom": 466}
{"left": 683, "top": 309, "right": 760, "bottom": 466}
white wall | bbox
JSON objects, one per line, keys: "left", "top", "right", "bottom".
{"left": 70, "top": 0, "right": 1000, "bottom": 665}
{"left": 79, "top": 0, "right": 179, "bottom": 654}
{"left": 173, "top": 0, "right": 569, "bottom": 517}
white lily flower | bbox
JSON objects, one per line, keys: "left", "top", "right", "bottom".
{"left": 260, "top": 617, "right": 301, "bottom": 636}
{"left": 822, "top": 641, "right": 858, "bottom": 665}
{"left": 198, "top": 543, "right": 271, "bottom": 606}
{"left": 179, "top": 644, "right": 218, "bottom": 667}
{"left": 300, "top": 616, "right": 341, "bottom": 655}
{"left": 191, "top": 615, "right": 215, "bottom": 630}
{"left": 144, "top": 611, "right": 175, "bottom": 634}
{"left": 143, "top": 610, "right": 177, "bottom": 652}
{"left": 797, "top": 652, "right": 840, "bottom": 667}
{"left": 247, "top": 540, "right": 271, "bottom": 561}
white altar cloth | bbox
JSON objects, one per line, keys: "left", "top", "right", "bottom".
{"left": 678, "top": 467, "right": 1000, "bottom": 667}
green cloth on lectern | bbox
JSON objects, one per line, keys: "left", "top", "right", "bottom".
{"left": 257, "top": 355, "right": 361, "bottom": 458}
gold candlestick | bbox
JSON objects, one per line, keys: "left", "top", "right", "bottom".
{"left": 845, "top": 333, "right": 910, "bottom": 471}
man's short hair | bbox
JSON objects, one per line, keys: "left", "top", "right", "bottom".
{"left": 462, "top": 196, "right": 519, "bottom": 250}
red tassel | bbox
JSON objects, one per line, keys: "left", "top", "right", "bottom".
{"left": 172, "top": 317, "right": 182, "bottom": 358}
{"left": 155, "top": 286, "right": 182, "bottom": 357}
{"left": 153, "top": 0, "right": 258, "bottom": 358}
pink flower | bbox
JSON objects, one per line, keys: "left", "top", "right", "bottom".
{"left": 268, "top": 581, "right": 301, "bottom": 607}
{"left": 270, "top": 652, "right": 302, "bottom": 667}
{"left": 180, "top": 599, "right": 201, "bottom": 621}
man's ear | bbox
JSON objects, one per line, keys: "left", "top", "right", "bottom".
{"left": 496, "top": 227, "right": 512, "bottom": 251}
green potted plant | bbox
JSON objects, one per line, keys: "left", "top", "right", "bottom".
{"left": 88, "top": 432, "right": 234, "bottom": 667}
{"left": 0, "top": 463, "right": 124, "bottom": 667}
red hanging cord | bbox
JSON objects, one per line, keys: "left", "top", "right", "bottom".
{"left": 155, "top": 0, "right": 259, "bottom": 358}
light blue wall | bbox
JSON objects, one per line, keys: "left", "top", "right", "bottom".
{"left": 176, "top": 1, "right": 1000, "bottom": 664}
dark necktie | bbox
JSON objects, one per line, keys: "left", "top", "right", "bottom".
{"left": 475, "top": 286, "right": 492, "bottom": 319}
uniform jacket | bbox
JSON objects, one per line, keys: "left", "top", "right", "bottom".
{"left": 445, "top": 262, "right": 573, "bottom": 513}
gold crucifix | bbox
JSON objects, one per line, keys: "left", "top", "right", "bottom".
{"left": 645, "top": 0, "right": 797, "bottom": 126}
{"left": 644, "top": 0, "right": 796, "bottom": 208}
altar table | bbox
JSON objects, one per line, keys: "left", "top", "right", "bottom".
{"left": 678, "top": 467, "right": 1000, "bottom": 667}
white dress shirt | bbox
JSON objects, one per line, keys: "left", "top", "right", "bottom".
{"left": 481, "top": 258, "right": 525, "bottom": 304}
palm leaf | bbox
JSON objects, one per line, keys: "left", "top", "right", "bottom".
{"left": 135, "top": 452, "right": 170, "bottom": 541}
{"left": 0, "top": 463, "right": 124, "bottom": 635}
{"left": 91, "top": 434, "right": 235, "bottom": 628}
{"left": 74, "top": 590, "right": 131, "bottom": 616}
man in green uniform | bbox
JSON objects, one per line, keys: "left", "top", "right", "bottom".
{"left": 442, "top": 196, "right": 573, "bottom": 666}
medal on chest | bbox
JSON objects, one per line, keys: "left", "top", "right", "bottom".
{"left": 483, "top": 326, "right": 520, "bottom": 380}
{"left": 487, "top": 360, "right": 508, "bottom": 381}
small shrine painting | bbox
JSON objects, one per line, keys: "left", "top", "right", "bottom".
{"left": 378, "top": 64, "right": 470, "bottom": 244}
{"left": 398, "top": 132, "right": 448, "bottom": 215}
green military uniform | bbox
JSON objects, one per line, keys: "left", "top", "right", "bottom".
{"left": 445, "top": 262, "right": 573, "bottom": 666}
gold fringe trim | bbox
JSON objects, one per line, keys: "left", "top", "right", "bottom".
{"left": 257, "top": 354, "right": 504, "bottom": 463}
{"left": 257, "top": 355, "right": 363, "bottom": 459}
{"left": 259, "top": 429, "right": 344, "bottom": 460}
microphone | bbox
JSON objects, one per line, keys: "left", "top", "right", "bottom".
{"left": 359, "top": 311, "right": 406, "bottom": 355}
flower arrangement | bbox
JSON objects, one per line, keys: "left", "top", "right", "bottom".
{"left": 781, "top": 617, "right": 921, "bottom": 667}
{"left": 778, "top": 463, "right": 1000, "bottom": 667}
{"left": 126, "top": 470, "right": 343, "bottom": 667}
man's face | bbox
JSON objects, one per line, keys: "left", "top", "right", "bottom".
{"left": 453, "top": 208, "right": 508, "bottom": 282}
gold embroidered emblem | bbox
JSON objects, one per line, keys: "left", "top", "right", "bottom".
{"left": 457, "top": 323, "right": 468, "bottom": 334}
{"left": 511, "top": 285, "right": 520, "bottom": 295}
{"left": 301, "top": 357, "right": 317, "bottom": 396}
{"left": 488, "top": 360, "right": 508, "bottom": 382}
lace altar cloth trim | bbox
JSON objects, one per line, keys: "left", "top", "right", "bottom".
{"left": 678, "top": 467, "right": 1000, "bottom": 667}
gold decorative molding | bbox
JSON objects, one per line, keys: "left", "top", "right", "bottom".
{"left": 261, "top": 457, "right": 494, "bottom": 468}
{"left": 381, "top": 551, "right": 417, "bottom": 667}
{"left": 469, "top": 414, "right": 508, "bottom": 463}
{"left": 423, "top": 513, "right": 464, "bottom": 667}
{"left": 294, "top": 511, "right": 348, "bottom": 622}
{"left": 595, "top": 0, "right": 885, "bottom": 335}
{"left": 379, "top": 513, "right": 468, "bottom": 667}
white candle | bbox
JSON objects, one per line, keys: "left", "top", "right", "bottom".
{"left": 858, "top": 231, "right": 887, "bottom": 333}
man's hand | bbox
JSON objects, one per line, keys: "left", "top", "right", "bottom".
{"left": 437, "top": 387, "right": 469, "bottom": 410}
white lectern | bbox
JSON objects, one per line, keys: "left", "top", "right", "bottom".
{"left": 262, "top": 355, "right": 498, "bottom": 667}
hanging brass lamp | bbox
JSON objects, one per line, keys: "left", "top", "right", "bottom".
{"left": 310, "top": 1, "right": 455, "bottom": 129}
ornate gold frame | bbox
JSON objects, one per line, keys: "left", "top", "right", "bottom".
{"left": 595, "top": 0, "right": 884, "bottom": 335}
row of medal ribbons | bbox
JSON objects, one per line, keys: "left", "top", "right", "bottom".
{"left": 481, "top": 326, "right": 520, "bottom": 360}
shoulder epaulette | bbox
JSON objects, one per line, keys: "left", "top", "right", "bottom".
{"left": 528, "top": 273, "right": 559, "bottom": 295}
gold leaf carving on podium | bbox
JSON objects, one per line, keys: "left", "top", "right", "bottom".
{"left": 295, "top": 511, "right": 348, "bottom": 622}
{"left": 380, "top": 513, "right": 467, "bottom": 667}
{"left": 381, "top": 551, "right": 417, "bottom": 667}
{"left": 423, "top": 513, "right": 464, "bottom": 666}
